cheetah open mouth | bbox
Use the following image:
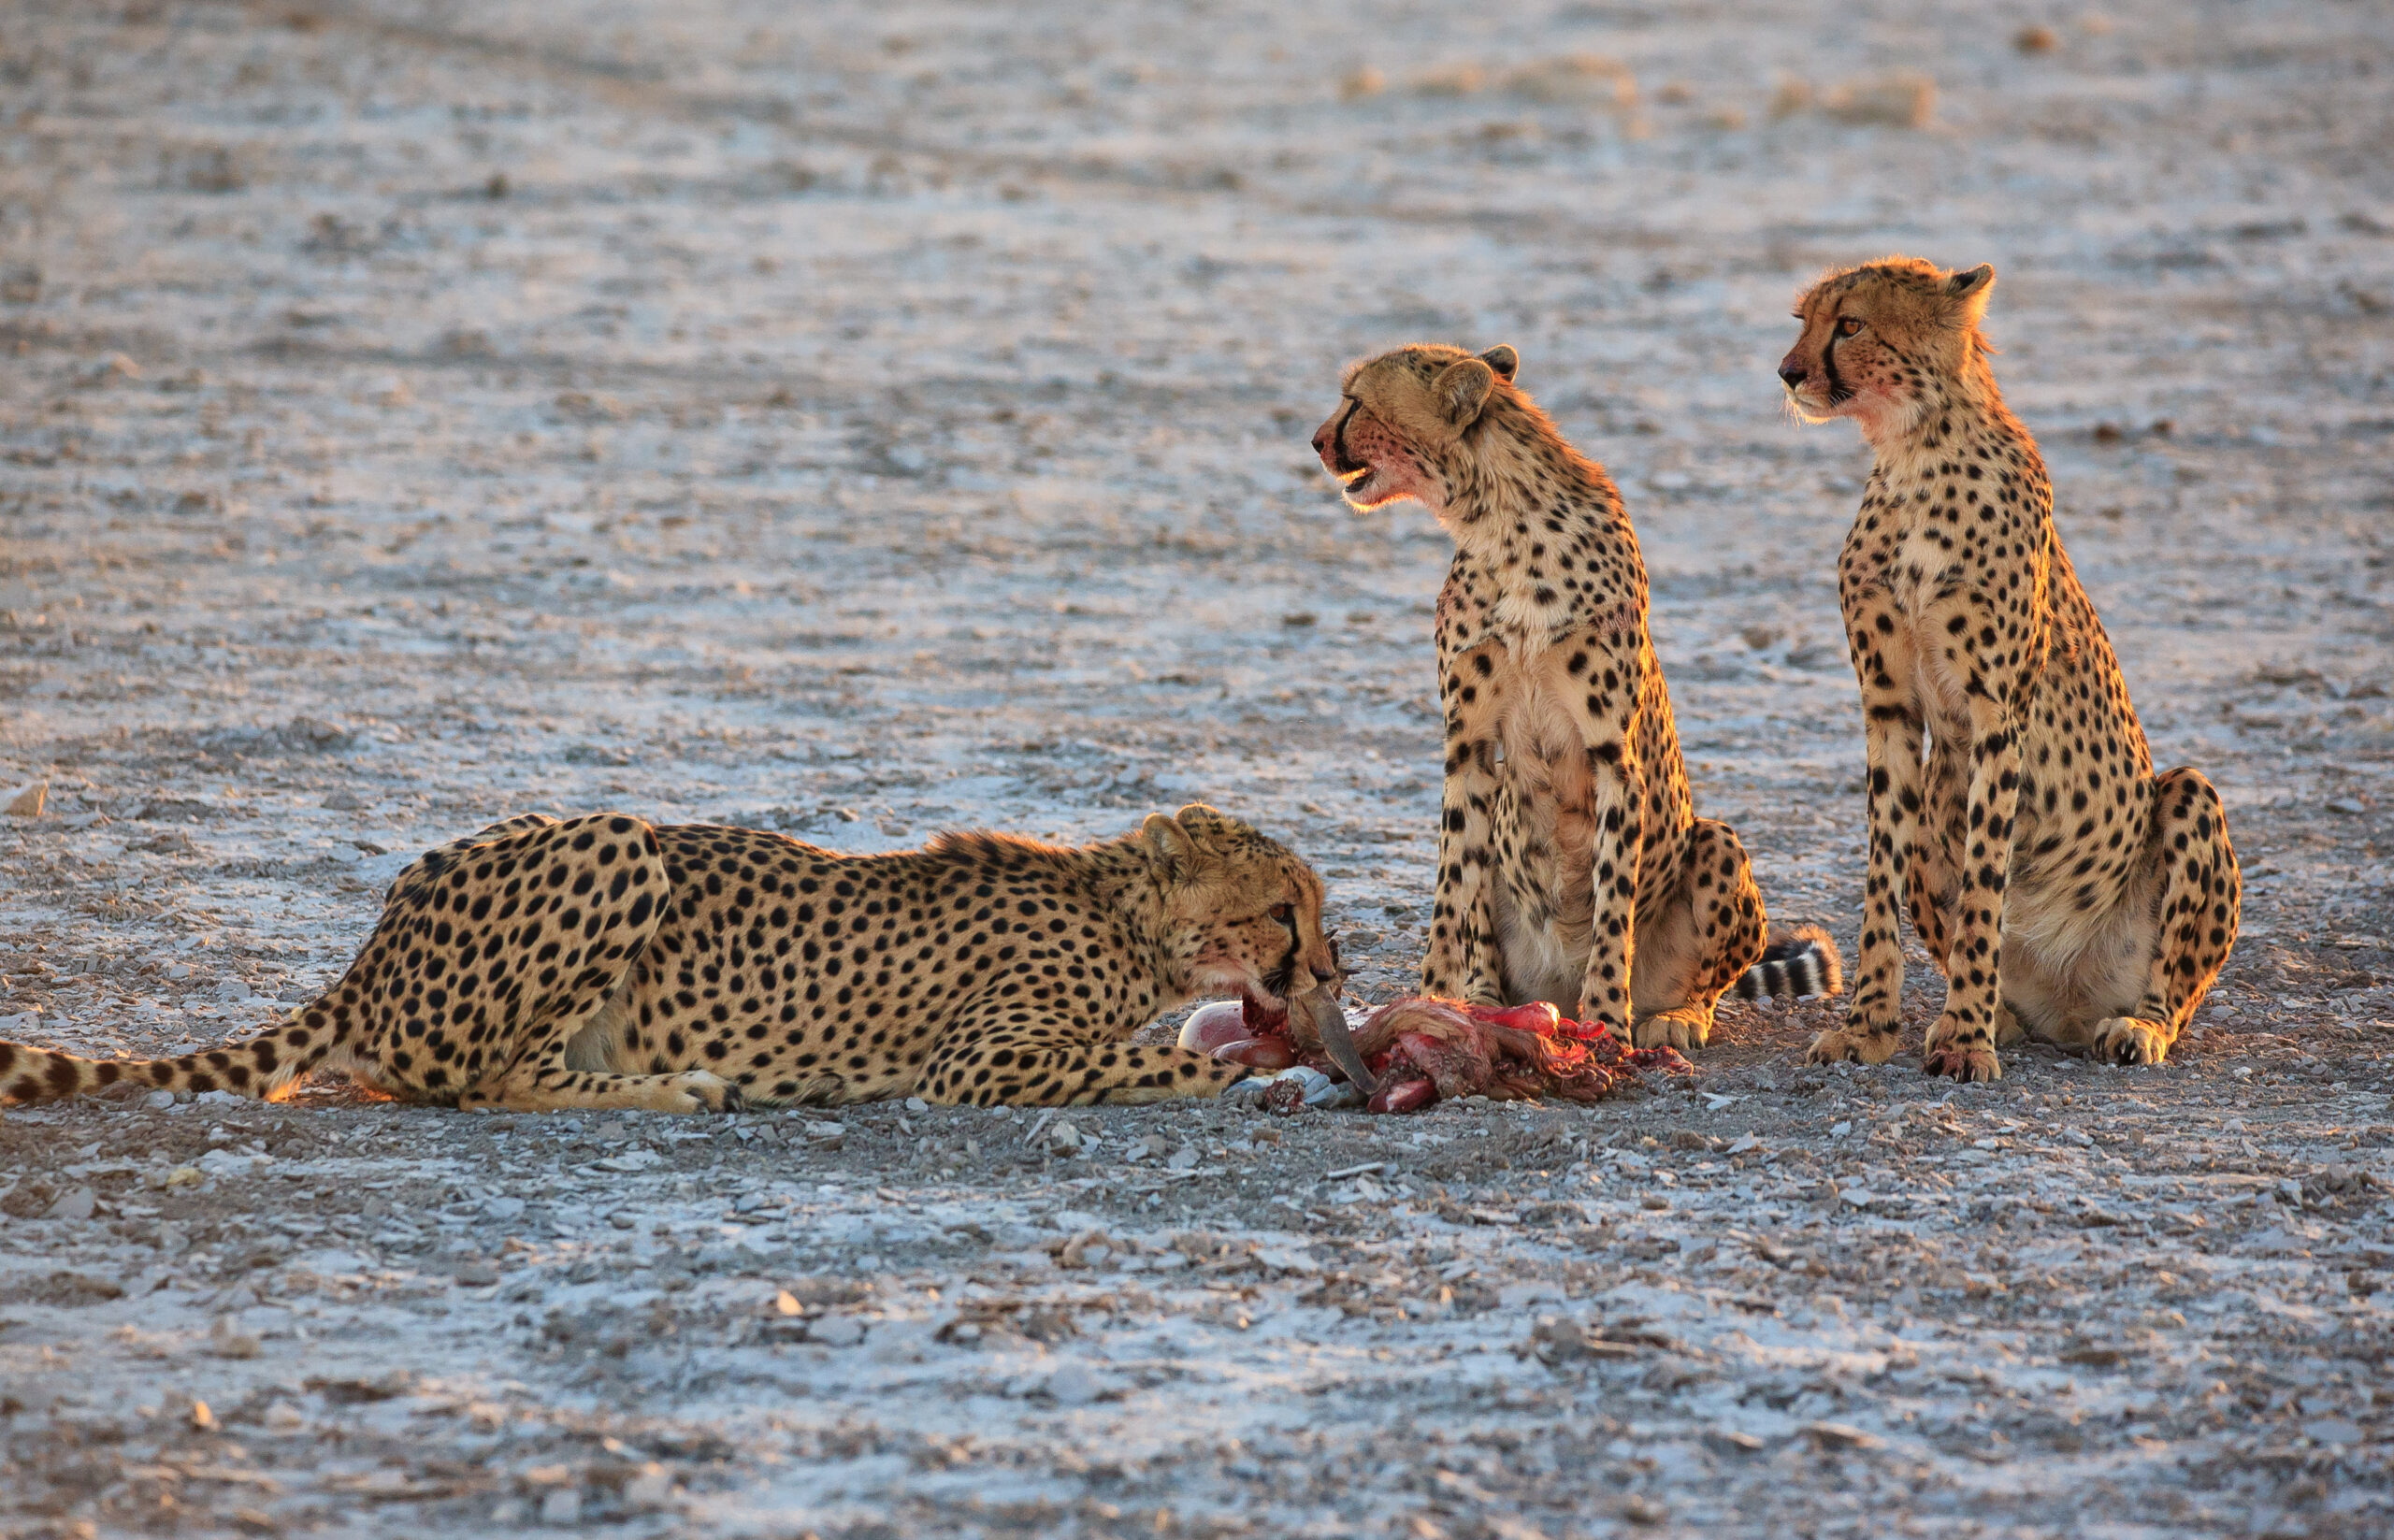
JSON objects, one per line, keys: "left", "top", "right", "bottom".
{"left": 1324, "top": 404, "right": 1372, "bottom": 482}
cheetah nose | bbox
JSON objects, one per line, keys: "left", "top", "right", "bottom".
{"left": 1777, "top": 360, "right": 1808, "bottom": 389}
{"left": 1309, "top": 424, "right": 1331, "bottom": 455}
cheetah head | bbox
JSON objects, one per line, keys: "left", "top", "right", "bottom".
{"left": 1780, "top": 257, "right": 1996, "bottom": 444}
{"left": 1139, "top": 803, "right": 1339, "bottom": 1021}
{"left": 1312, "top": 343, "right": 1521, "bottom": 520}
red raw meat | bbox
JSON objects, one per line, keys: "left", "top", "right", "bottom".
{"left": 1345, "top": 997, "right": 1691, "bottom": 1113}
{"left": 1177, "top": 995, "right": 1301, "bottom": 1070}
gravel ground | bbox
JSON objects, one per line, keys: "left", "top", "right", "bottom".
{"left": 2, "top": 1, "right": 2391, "bottom": 1535}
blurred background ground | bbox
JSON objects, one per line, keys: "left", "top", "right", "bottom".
{"left": 0, "top": 1, "right": 2390, "bottom": 1535}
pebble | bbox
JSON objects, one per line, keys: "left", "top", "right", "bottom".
{"left": 4, "top": 781, "right": 47, "bottom": 818}
{"left": 809, "top": 1314, "right": 865, "bottom": 1347}
{"left": 189, "top": 1400, "right": 217, "bottom": 1432}
{"left": 455, "top": 1262, "right": 500, "bottom": 1287}
{"left": 1057, "top": 1229, "right": 1114, "bottom": 1269}
{"left": 1046, "top": 1361, "right": 1103, "bottom": 1405}
{"left": 264, "top": 1401, "right": 307, "bottom": 1432}
{"left": 1802, "top": 1421, "right": 1882, "bottom": 1451}
{"left": 623, "top": 1463, "right": 673, "bottom": 1506}
{"left": 539, "top": 1488, "right": 582, "bottom": 1525}
{"left": 44, "top": 1186, "right": 97, "bottom": 1220}
{"left": 210, "top": 1318, "right": 262, "bottom": 1360}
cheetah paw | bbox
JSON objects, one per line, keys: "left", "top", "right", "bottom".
{"left": 670, "top": 1070, "right": 743, "bottom": 1114}
{"left": 2090, "top": 1016, "right": 2170, "bottom": 1067}
{"left": 1632, "top": 1010, "right": 1710, "bottom": 1053}
{"left": 1805, "top": 1025, "right": 1899, "bottom": 1066}
{"left": 1921, "top": 1017, "right": 2003, "bottom": 1082}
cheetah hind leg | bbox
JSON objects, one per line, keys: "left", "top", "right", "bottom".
{"left": 915, "top": 1014, "right": 1252, "bottom": 1107}
{"left": 2092, "top": 767, "right": 2241, "bottom": 1068}
{"left": 1629, "top": 819, "right": 1769, "bottom": 1054}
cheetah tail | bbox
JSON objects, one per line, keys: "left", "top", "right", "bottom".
{"left": 0, "top": 1006, "right": 349, "bottom": 1105}
{"left": 1732, "top": 924, "right": 1844, "bottom": 1002}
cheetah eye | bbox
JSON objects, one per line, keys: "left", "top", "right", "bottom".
{"left": 1836, "top": 317, "right": 1863, "bottom": 339}
{"left": 1267, "top": 904, "right": 1293, "bottom": 923}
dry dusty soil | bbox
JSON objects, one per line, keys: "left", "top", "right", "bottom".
{"left": 2, "top": 1, "right": 2393, "bottom": 1536}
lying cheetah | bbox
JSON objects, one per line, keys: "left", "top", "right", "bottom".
{"left": 0, "top": 805, "right": 1338, "bottom": 1110}
{"left": 1313, "top": 344, "right": 1840, "bottom": 1049}
{"left": 1779, "top": 256, "right": 2240, "bottom": 1079}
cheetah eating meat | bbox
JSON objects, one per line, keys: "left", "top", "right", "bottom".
{"left": 0, "top": 803, "right": 1342, "bottom": 1111}
{"left": 1779, "top": 256, "right": 2241, "bottom": 1078}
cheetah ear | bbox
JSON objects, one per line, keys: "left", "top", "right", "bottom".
{"left": 1141, "top": 812, "right": 1202, "bottom": 880}
{"left": 1173, "top": 803, "right": 1229, "bottom": 837}
{"left": 1432, "top": 357, "right": 1497, "bottom": 429}
{"left": 1944, "top": 263, "right": 1995, "bottom": 320}
{"left": 1478, "top": 344, "right": 1519, "bottom": 384}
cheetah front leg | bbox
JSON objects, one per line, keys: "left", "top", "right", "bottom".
{"left": 1422, "top": 643, "right": 1510, "bottom": 1008}
{"left": 2089, "top": 767, "right": 2242, "bottom": 1067}
{"left": 913, "top": 1011, "right": 1250, "bottom": 1107}
{"left": 1808, "top": 596, "right": 1925, "bottom": 1068}
{"left": 1576, "top": 741, "right": 1647, "bottom": 1043}
{"left": 1917, "top": 683, "right": 2026, "bottom": 1084}
{"left": 457, "top": 1066, "right": 743, "bottom": 1114}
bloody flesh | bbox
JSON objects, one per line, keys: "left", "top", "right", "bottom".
{"left": 1182, "top": 993, "right": 1689, "bottom": 1113}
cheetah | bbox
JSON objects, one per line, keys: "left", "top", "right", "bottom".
{"left": 0, "top": 804, "right": 1339, "bottom": 1111}
{"left": 1312, "top": 343, "right": 1841, "bottom": 1050}
{"left": 1778, "top": 256, "right": 2240, "bottom": 1080}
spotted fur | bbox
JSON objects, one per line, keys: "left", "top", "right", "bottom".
{"left": 1314, "top": 343, "right": 1839, "bottom": 1051}
{"left": 0, "top": 805, "right": 1337, "bottom": 1111}
{"left": 1780, "top": 256, "right": 2240, "bottom": 1080}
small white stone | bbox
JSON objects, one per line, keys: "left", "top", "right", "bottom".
{"left": 44, "top": 1186, "right": 97, "bottom": 1221}
{"left": 1046, "top": 1361, "right": 1103, "bottom": 1405}
{"left": 809, "top": 1314, "right": 865, "bottom": 1347}
{"left": 623, "top": 1463, "right": 673, "bottom": 1505}
{"left": 539, "top": 1487, "right": 582, "bottom": 1525}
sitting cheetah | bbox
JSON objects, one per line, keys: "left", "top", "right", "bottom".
{"left": 1312, "top": 343, "right": 1840, "bottom": 1050}
{"left": 1778, "top": 256, "right": 2241, "bottom": 1079}
{"left": 0, "top": 804, "right": 1337, "bottom": 1110}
